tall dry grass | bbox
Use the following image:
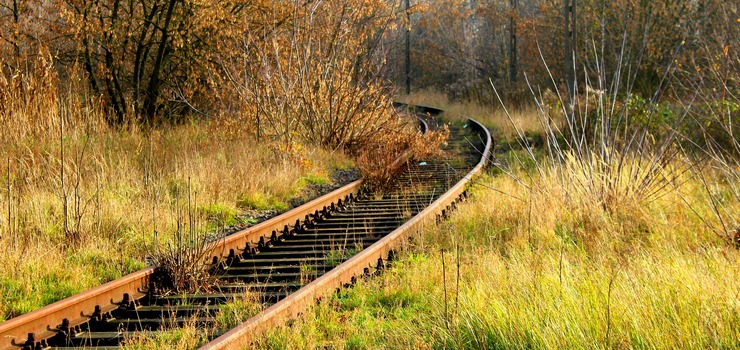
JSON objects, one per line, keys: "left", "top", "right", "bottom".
{"left": 0, "top": 62, "right": 352, "bottom": 321}
{"left": 256, "top": 166, "right": 740, "bottom": 349}
{"left": 396, "top": 90, "right": 544, "bottom": 142}
{"left": 257, "top": 51, "right": 739, "bottom": 346}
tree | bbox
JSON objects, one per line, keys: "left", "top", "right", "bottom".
{"left": 563, "top": 0, "right": 576, "bottom": 100}
{"left": 405, "top": 0, "right": 411, "bottom": 95}
{"left": 59, "top": 0, "right": 252, "bottom": 124}
{"left": 508, "top": 0, "right": 518, "bottom": 83}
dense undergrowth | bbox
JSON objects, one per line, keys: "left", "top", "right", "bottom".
{"left": 253, "top": 89, "right": 739, "bottom": 349}
{"left": 0, "top": 70, "right": 355, "bottom": 321}
{"left": 255, "top": 161, "right": 739, "bottom": 350}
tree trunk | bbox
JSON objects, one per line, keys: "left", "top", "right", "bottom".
{"left": 405, "top": 0, "right": 411, "bottom": 95}
{"left": 144, "top": 0, "right": 178, "bottom": 122}
{"left": 509, "top": 0, "right": 518, "bottom": 84}
{"left": 12, "top": 0, "right": 19, "bottom": 58}
{"left": 133, "top": 2, "right": 160, "bottom": 116}
{"left": 103, "top": 0, "right": 127, "bottom": 124}
{"left": 564, "top": 0, "right": 576, "bottom": 100}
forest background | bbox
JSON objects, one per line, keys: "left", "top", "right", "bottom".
{"left": 0, "top": 0, "right": 738, "bottom": 347}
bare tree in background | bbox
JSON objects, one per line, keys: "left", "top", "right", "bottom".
{"left": 405, "top": 0, "right": 412, "bottom": 95}
{"left": 508, "top": 0, "right": 517, "bottom": 83}
{"left": 564, "top": 0, "right": 576, "bottom": 101}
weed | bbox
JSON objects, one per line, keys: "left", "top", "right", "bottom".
{"left": 324, "top": 249, "right": 349, "bottom": 267}
{"left": 214, "top": 292, "right": 263, "bottom": 329}
{"left": 236, "top": 192, "right": 288, "bottom": 212}
{"left": 299, "top": 263, "right": 318, "bottom": 284}
{"left": 198, "top": 203, "right": 239, "bottom": 228}
{"left": 122, "top": 317, "right": 210, "bottom": 349}
{"left": 0, "top": 67, "right": 346, "bottom": 318}
{"left": 297, "top": 174, "right": 330, "bottom": 188}
{"left": 356, "top": 112, "right": 449, "bottom": 192}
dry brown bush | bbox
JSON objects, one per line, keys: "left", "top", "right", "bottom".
{"left": 356, "top": 114, "right": 449, "bottom": 192}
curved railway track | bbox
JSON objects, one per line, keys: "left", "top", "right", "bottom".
{"left": 0, "top": 104, "right": 492, "bottom": 350}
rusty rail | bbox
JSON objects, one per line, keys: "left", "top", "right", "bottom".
{"left": 0, "top": 105, "right": 428, "bottom": 349}
{"left": 201, "top": 116, "right": 492, "bottom": 349}
{"left": 0, "top": 180, "right": 366, "bottom": 349}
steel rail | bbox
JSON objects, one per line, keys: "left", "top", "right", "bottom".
{"left": 201, "top": 116, "right": 492, "bottom": 349}
{"left": 0, "top": 105, "right": 482, "bottom": 350}
{"left": 0, "top": 269, "right": 153, "bottom": 349}
{"left": 0, "top": 107, "right": 425, "bottom": 350}
{"left": 0, "top": 181, "right": 366, "bottom": 349}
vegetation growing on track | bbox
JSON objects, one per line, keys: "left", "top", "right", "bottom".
{"left": 255, "top": 87, "right": 740, "bottom": 348}
{"left": 0, "top": 0, "right": 433, "bottom": 322}
{"left": 0, "top": 69, "right": 354, "bottom": 320}
{"left": 1, "top": 0, "right": 737, "bottom": 346}
{"left": 255, "top": 166, "right": 740, "bottom": 350}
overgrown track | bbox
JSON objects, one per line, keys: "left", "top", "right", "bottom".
{"left": 0, "top": 105, "right": 492, "bottom": 350}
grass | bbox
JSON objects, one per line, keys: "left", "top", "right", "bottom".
{"left": 298, "top": 173, "right": 331, "bottom": 187}
{"left": 236, "top": 192, "right": 289, "bottom": 212}
{"left": 199, "top": 203, "right": 241, "bottom": 228}
{"left": 214, "top": 292, "right": 264, "bottom": 329}
{"left": 122, "top": 322, "right": 210, "bottom": 350}
{"left": 120, "top": 292, "right": 263, "bottom": 349}
{"left": 397, "top": 90, "right": 545, "bottom": 142}
{"left": 0, "top": 70, "right": 354, "bottom": 321}
{"left": 255, "top": 167, "right": 740, "bottom": 349}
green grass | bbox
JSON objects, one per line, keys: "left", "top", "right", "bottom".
{"left": 199, "top": 202, "right": 243, "bottom": 229}
{"left": 236, "top": 192, "right": 289, "bottom": 211}
{"left": 214, "top": 293, "right": 263, "bottom": 329}
{"left": 259, "top": 258, "right": 432, "bottom": 349}
{"left": 122, "top": 323, "right": 210, "bottom": 350}
{"left": 255, "top": 170, "right": 740, "bottom": 349}
{"left": 298, "top": 173, "right": 331, "bottom": 187}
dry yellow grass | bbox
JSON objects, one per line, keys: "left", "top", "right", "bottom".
{"left": 0, "top": 69, "right": 353, "bottom": 321}
{"left": 397, "top": 90, "right": 546, "bottom": 140}
{"left": 256, "top": 163, "right": 739, "bottom": 348}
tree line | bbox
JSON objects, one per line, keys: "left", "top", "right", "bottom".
{"left": 0, "top": 0, "right": 396, "bottom": 134}
{"left": 394, "top": 0, "right": 737, "bottom": 106}
{"left": 1, "top": 0, "right": 737, "bottom": 127}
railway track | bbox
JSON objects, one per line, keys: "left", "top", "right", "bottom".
{"left": 0, "top": 105, "right": 492, "bottom": 350}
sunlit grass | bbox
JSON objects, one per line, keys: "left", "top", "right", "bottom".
{"left": 0, "top": 74, "right": 353, "bottom": 320}
{"left": 397, "top": 90, "right": 547, "bottom": 141}
{"left": 257, "top": 165, "right": 740, "bottom": 349}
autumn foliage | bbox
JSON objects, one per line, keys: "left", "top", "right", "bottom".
{"left": 0, "top": 0, "right": 402, "bottom": 136}
{"left": 397, "top": 0, "right": 737, "bottom": 105}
